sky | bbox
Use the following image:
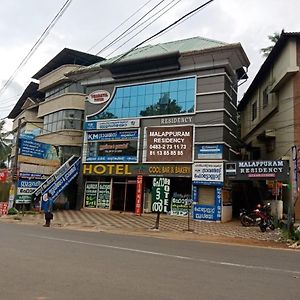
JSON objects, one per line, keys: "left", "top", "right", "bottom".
{"left": 0, "top": 0, "right": 299, "bottom": 130}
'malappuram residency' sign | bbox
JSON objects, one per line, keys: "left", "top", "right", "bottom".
{"left": 225, "top": 160, "right": 289, "bottom": 181}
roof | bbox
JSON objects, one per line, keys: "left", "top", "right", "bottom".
{"left": 7, "top": 82, "right": 44, "bottom": 119}
{"left": 238, "top": 32, "right": 300, "bottom": 111}
{"left": 32, "top": 48, "right": 104, "bottom": 79}
{"left": 71, "top": 36, "right": 228, "bottom": 74}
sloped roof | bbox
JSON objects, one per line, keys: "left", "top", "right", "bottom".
{"left": 75, "top": 36, "right": 228, "bottom": 73}
{"left": 32, "top": 48, "right": 104, "bottom": 79}
{"left": 8, "top": 82, "right": 44, "bottom": 119}
{"left": 238, "top": 32, "right": 300, "bottom": 111}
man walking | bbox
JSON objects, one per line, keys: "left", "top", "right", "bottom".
{"left": 41, "top": 192, "right": 53, "bottom": 227}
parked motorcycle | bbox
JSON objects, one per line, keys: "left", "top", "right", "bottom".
{"left": 257, "top": 202, "right": 275, "bottom": 232}
{"left": 240, "top": 207, "right": 261, "bottom": 227}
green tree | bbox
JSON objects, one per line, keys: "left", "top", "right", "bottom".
{"left": 0, "top": 120, "right": 12, "bottom": 167}
{"left": 260, "top": 31, "right": 283, "bottom": 57}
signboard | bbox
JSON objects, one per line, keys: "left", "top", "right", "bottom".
{"left": 18, "top": 155, "right": 60, "bottom": 167}
{"left": 19, "top": 139, "right": 58, "bottom": 160}
{"left": 0, "top": 202, "right": 8, "bottom": 216}
{"left": 160, "top": 116, "right": 194, "bottom": 125}
{"left": 20, "top": 163, "right": 57, "bottom": 175}
{"left": 135, "top": 175, "right": 143, "bottom": 215}
{"left": 225, "top": 160, "right": 289, "bottom": 181}
{"left": 15, "top": 195, "right": 32, "bottom": 204}
{"left": 44, "top": 159, "right": 81, "bottom": 201}
{"left": 193, "top": 187, "right": 222, "bottom": 221}
{"left": 146, "top": 126, "right": 193, "bottom": 162}
{"left": 196, "top": 144, "right": 223, "bottom": 160}
{"left": 151, "top": 178, "right": 170, "bottom": 213}
{"left": 292, "top": 146, "right": 298, "bottom": 199}
{"left": 84, "top": 182, "right": 98, "bottom": 208}
{"left": 170, "top": 193, "right": 191, "bottom": 216}
{"left": 193, "top": 163, "right": 224, "bottom": 186}
{"left": 84, "top": 119, "right": 140, "bottom": 130}
{"left": 83, "top": 163, "right": 192, "bottom": 177}
{"left": 97, "top": 183, "right": 111, "bottom": 209}
{"left": 86, "top": 90, "right": 110, "bottom": 104}
{"left": 86, "top": 130, "right": 138, "bottom": 163}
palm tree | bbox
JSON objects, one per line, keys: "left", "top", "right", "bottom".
{"left": 260, "top": 30, "right": 283, "bottom": 57}
{"left": 0, "top": 120, "right": 12, "bottom": 167}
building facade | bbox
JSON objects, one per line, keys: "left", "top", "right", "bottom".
{"left": 238, "top": 32, "right": 300, "bottom": 220}
{"left": 9, "top": 48, "right": 103, "bottom": 209}
{"left": 70, "top": 37, "right": 249, "bottom": 221}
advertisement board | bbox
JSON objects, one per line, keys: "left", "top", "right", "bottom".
{"left": 193, "top": 187, "right": 222, "bottom": 221}
{"left": 151, "top": 178, "right": 170, "bottom": 213}
{"left": 19, "top": 138, "right": 58, "bottom": 160}
{"left": 146, "top": 126, "right": 193, "bottom": 162}
{"left": 170, "top": 193, "right": 191, "bottom": 216}
{"left": 97, "top": 183, "right": 111, "bottom": 209}
{"left": 84, "top": 182, "right": 98, "bottom": 208}
{"left": 224, "top": 160, "right": 289, "bottom": 181}
{"left": 193, "top": 162, "right": 224, "bottom": 186}
{"left": 86, "top": 130, "right": 139, "bottom": 163}
{"left": 196, "top": 144, "right": 223, "bottom": 160}
{"left": 84, "top": 119, "right": 140, "bottom": 130}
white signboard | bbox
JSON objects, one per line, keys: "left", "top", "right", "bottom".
{"left": 193, "top": 162, "right": 224, "bottom": 186}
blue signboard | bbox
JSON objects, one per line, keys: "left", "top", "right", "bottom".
{"left": 87, "top": 130, "right": 138, "bottom": 141}
{"left": 196, "top": 144, "right": 223, "bottom": 159}
{"left": 192, "top": 187, "right": 222, "bottom": 221}
{"left": 18, "top": 179, "right": 44, "bottom": 189}
{"left": 19, "top": 139, "right": 58, "bottom": 160}
{"left": 42, "top": 158, "right": 81, "bottom": 202}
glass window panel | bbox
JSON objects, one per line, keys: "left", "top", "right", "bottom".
{"left": 131, "top": 86, "right": 138, "bottom": 96}
{"left": 52, "top": 122, "right": 57, "bottom": 132}
{"left": 178, "top": 79, "right": 187, "bottom": 91}
{"left": 48, "top": 114, "right": 53, "bottom": 123}
{"left": 44, "top": 115, "right": 49, "bottom": 124}
{"left": 57, "top": 120, "right": 63, "bottom": 131}
{"left": 137, "top": 85, "right": 146, "bottom": 95}
{"left": 186, "top": 90, "right": 194, "bottom": 102}
{"left": 48, "top": 123, "right": 53, "bottom": 133}
{"left": 178, "top": 90, "right": 186, "bottom": 102}
{"left": 170, "top": 80, "right": 178, "bottom": 92}
{"left": 58, "top": 111, "right": 63, "bottom": 121}
{"left": 153, "top": 82, "right": 161, "bottom": 94}
{"left": 161, "top": 81, "right": 169, "bottom": 93}
{"left": 123, "top": 97, "right": 130, "bottom": 108}
{"left": 53, "top": 112, "right": 58, "bottom": 122}
{"left": 130, "top": 95, "right": 138, "bottom": 107}
{"left": 186, "top": 78, "right": 195, "bottom": 90}
{"left": 145, "top": 83, "right": 153, "bottom": 95}
{"left": 124, "top": 87, "right": 130, "bottom": 97}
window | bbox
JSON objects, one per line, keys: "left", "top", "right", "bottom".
{"left": 43, "top": 109, "right": 83, "bottom": 133}
{"left": 252, "top": 101, "right": 257, "bottom": 121}
{"left": 88, "top": 77, "right": 195, "bottom": 120}
{"left": 45, "top": 83, "right": 85, "bottom": 100}
{"left": 263, "top": 88, "right": 269, "bottom": 108}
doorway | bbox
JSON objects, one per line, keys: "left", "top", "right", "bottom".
{"left": 111, "top": 178, "right": 136, "bottom": 212}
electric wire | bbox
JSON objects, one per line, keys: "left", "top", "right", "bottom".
{"left": 0, "top": 0, "right": 73, "bottom": 99}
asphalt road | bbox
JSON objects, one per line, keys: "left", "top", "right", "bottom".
{"left": 0, "top": 223, "right": 299, "bottom": 300}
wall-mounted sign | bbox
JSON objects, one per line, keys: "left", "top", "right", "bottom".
{"left": 146, "top": 126, "right": 193, "bottom": 162}
{"left": 196, "top": 144, "right": 223, "bottom": 160}
{"left": 97, "top": 182, "right": 111, "bottom": 209}
{"left": 19, "top": 139, "right": 58, "bottom": 160}
{"left": 84, "top": 119, "right": 140, "bottom": 130}
{"left": 135, "top": 175, "right": 143, "bottom": 215}
{"left": 192, "top": 187, "right": 222, "bottom": 221}
{"left": 20, "top": 163, "right": 57, "bottom": 175}
{"left": 225, "top": 160, "right": 289, "bottom": 181}
{"left": 160, "top": 116, "right": 194, "bottom": 125}
{"left": 193, "top": 162, "right": 224, "bottom": 186}
{"left": 86, "top": 90, "right": 110, "bottom": 104}
{"left": 83, "top": 163, "right": 192, "bottom": 177}
{"left": 84, "top": 182, "right": 98, "bottom": 208}
{"left": 151, "top": 178, "right": 170, "bottom": 213}
{"left": 85, "top": 129, "right": 139, "bottom": 163}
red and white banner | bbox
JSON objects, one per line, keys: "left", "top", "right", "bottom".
{"left": 135, "top": 175, "right": 143, "bottom": 216}
{"left": 0, "top": 169, "right": 8, "bottom": 183}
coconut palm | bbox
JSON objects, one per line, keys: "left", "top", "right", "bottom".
{"left": 0, "top": 120, "right": 12, "bottom": 167}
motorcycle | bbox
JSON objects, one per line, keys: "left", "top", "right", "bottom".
{"left": 257, "top": 202, "right": 275, "bottom": 232}
{"left": 240, "top": 206, "right": 261, "bottom": 227}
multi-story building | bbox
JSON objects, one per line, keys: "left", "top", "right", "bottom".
{"left": 9, "top": 48, "right": 103, "bottom": 209}
{"left": 68, "top": 37, "right": 249, "bottom": 221}
{"left": 238, "top": 32, "right": 300, "bottom": 220}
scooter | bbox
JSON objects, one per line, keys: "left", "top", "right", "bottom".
{"left": 240, "top": 206, "right": 262, "bottom": 227}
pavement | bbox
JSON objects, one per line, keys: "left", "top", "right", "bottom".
{"left": 0, "top": 208, "right": 291, "bottom": 249}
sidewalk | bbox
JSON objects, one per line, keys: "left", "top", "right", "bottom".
{"left": 0, "top": 209, "right": 286, "bottom": 248}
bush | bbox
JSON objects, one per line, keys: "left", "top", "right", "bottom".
{"left": 7, "top": 207, "right": 19, "bottom": 215}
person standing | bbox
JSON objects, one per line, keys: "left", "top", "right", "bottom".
{"left": 41, "top": 192, "right": 53, "bottom": 227}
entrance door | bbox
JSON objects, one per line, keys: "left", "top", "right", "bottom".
{"left": 111, "top": 178, "right": 136, "bottom": 212}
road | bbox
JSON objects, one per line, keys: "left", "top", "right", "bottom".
{"left": 0, "top": 223, "right": 299, "bottom": 300}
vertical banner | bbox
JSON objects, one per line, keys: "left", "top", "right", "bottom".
{"left": 292, "top": 145, "right": 298, "bottom": 201}
{"left": 135, "top": 175, "right": 143, "bottom": 215}
{"left": 151, "top": 178, "right": 170, "bottom": 213}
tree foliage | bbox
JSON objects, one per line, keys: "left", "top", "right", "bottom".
{"left": 260, "top": 31, "right": 283, "bottom": 57}
{"left": 0, "top": 120, "right": 12, "bottom": 166}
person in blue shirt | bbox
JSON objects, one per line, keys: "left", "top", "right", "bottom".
{"left": 41, "top": 192, "right": 53, "bottom": 227}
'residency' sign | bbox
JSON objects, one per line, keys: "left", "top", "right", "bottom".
{"left": 225, "top": 160, "right": 289, "bottom": 181}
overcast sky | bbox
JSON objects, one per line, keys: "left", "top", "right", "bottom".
{"left": 0, "top": 0, "right": 299, "bottom": 129}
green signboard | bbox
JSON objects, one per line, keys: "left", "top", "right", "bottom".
{"left": 97, "top": 183, "right": 111, "bottom": 209}
{"left": 151, "top": 178, "right": 170, "bottom": 213}
{"left": 84, "top": 182, "right": 98, "bottom": 208}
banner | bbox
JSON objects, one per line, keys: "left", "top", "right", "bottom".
{"left": 193, "top": 163, "right": 224, "bottom": 186}
{"left": 84, "top": 182, "right": 98, "bottom": 208}
{"left": 151, "top": 178, "right": 170, "bottom": 213}
{"left": 196, "top": 144, "right": 223, "bottom": 160}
